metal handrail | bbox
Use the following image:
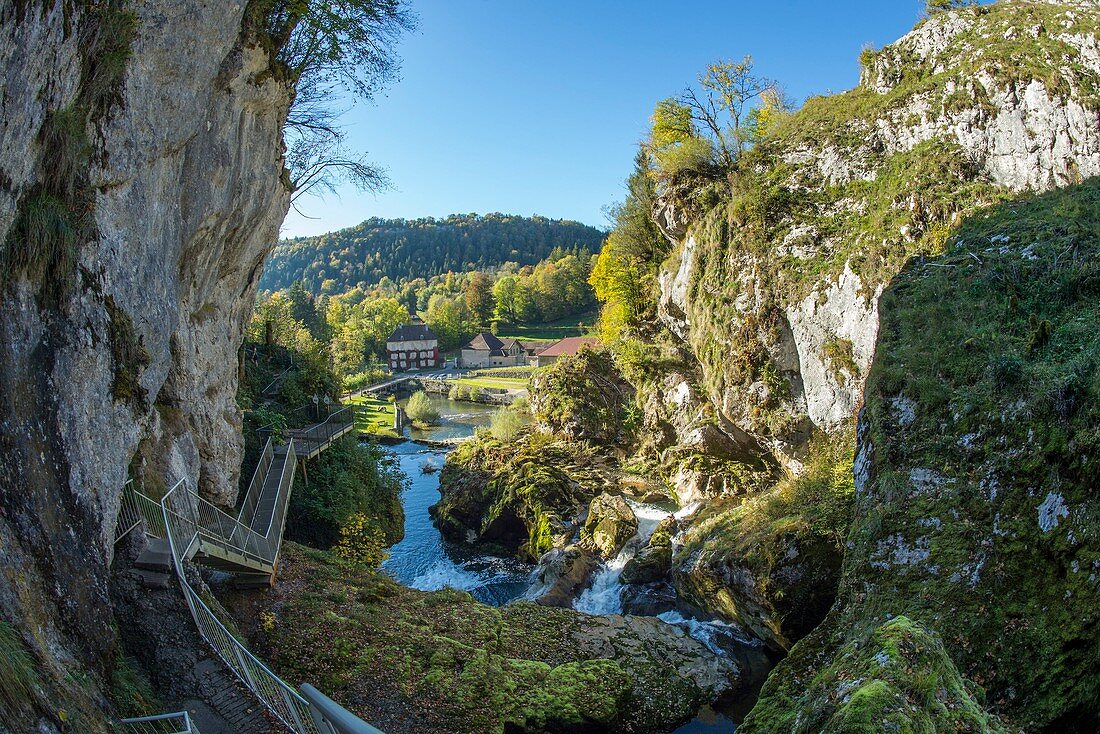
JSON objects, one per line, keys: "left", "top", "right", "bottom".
{"left": 156, "top": 487, "right": 320, "bottom": 733}
{"left": 300, "top": 685, "right": 385, "bottom": 734}
{"left": 115, "top": 471, "right": 383, "bottom": 731}
{"left": 237, "top": 438, "right": 275, "bottom": 525}
{"left": 119, "top": 711, "right": 198, "bottom": 733}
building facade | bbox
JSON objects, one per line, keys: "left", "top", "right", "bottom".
{"left": 386, "top": 322, "right": 441, "bottom": 371}
{"left": 459, "top": 332, "right": 529, "bottom": 369}
{"left": 532, "top": 336, "right": 601, "bottom": 367}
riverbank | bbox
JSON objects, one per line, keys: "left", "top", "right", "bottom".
{"left": 367, "top": 397, "right": 777, "bottom": 732}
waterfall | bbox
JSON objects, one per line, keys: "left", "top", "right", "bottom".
{"left": 573, "top": 500, "right": 673, "bottom": 615}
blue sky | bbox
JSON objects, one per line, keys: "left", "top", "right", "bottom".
{"left": 282, "top": 0, "right": 935, "bottom": 238}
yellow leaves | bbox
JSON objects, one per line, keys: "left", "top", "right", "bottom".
{"left": 334, "top": 513, "right": 389, "bottom": 569}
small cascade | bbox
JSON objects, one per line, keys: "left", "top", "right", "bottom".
{"left": 573, "top": 549, "right": 634, "bottom": 614}
{"left": 657, "top": 610, "right": 762, "bottom": 656}
{"left": 573, "top": 499, "right": 674, "bottom": 615}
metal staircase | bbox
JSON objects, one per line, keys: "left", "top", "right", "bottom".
{"left": 115, "top": 407, "right": 381, "bottom": 734}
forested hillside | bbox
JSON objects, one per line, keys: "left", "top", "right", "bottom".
{"left": 261, "top": 213, "right": 606, "bottom": 294}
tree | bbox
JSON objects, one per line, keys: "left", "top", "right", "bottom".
{"left": 590, "top": 150, "right": 669, "bottom": 342}
{"left": 653, "top": 56, "right": 782, "bottom": 172}
{"left": 464, "top": 271, "right": 496, "bottom": 324}
{"left": 425, "top": 294, "right": 476, "bottom": 351}
{"left": 247, "top": 1, "right": 418, "bottom": 203}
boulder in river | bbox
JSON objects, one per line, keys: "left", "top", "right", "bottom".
{"left": 582, "top": 493, "right": 638, "bottom": 559}
{"left": 533, "top": 544, "right": 601, "bottom": 608}
{"left": 621, "top": 515, "right": 677, "bottom": 585}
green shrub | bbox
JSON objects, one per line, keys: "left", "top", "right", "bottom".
{"left": 406, "top": 390, "right": 440, "bottom": 425}
{"left": 490, "top": 407, "right": 527, "bottom": 441}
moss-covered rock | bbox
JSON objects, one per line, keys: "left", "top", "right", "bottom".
{"left": 582, "top": 493, "right": 638, "bottom": 559}
{"left": 621, "top": 516, "right": 676, "bottom": 585}
{"left": 744, "top": 181, "right": 1100, "bottom": 731}
{"left": 433, "top": 434, "right": 619, "bottom": 560}
{"left": 671, "top": 429, "right": 854, "bottom": 651}
{"left": 239, "top": 543, "right": 738, "bottom": 734}
{"left": 742, "top": 616, "right": 1018, "bottom": 734}
{"left": 530, "top": 348, "right": 636, "bottom": 445}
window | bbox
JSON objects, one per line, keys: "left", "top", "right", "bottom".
{"left": 390, "top": 360, "right": 398, "bottom": 368}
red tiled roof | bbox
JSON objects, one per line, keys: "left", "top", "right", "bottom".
{"left": 535, "top": 336, "right": 601, "bottom": 358}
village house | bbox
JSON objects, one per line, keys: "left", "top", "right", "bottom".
{"left": 386, "top": 317, "right": 441, "bottom": 371}
{"left": 532, "top": 336, "right": 601, "bottom": 367}
{"left": 458, "top": 332, "right": 531, "bottom": 369}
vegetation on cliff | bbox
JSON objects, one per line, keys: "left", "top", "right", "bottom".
{"left": 744, "top": 180, "right": 1100, "bottom": 732}
{"left": 674, "top": 427, "right": 854, "bottom": 650}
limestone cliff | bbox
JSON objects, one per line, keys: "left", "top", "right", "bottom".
{"left": 742, "top": 178, "right": 1099, "bottom": 733}
{"left": 655, "top": 0, "right": 1100, "bottom": 462}
{"left": 0, "top": 1, "right": 291, "bottom": 729}
{"left": 639, "top": 0, "right": 1100, "bottom": 650}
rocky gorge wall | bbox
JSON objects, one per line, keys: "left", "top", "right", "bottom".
{"left": 655, "top": 0, "right": 1100, "bottom": 463}
{"left": 0, "top": 1, "right": 292, "bottom": 728}
{"left": 618, "top": 1, "right": 1100, "bottom": 729}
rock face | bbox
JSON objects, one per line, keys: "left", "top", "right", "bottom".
{"left": 0, "top": 2, "right": 291, "bottom": 727}
{"left": 583, "top": 494, "right": 638, "bottom": 559}
{"left": 743, "top": 181, "right": 1100, "bottom": 731}
{"left": 654, "top": 0, "right": 1100, "bottom": 459}
{"left": 633, "top": 0, "right": 1100, "bottom": 673}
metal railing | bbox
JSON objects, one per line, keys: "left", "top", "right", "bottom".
{"left": 162, "top": 475, "right": 277, "bottom": 569}
{"left": 115, "top": 481, "right": 381, "bottom": 733}
{"left": 291, "top": 407, "right": 354, "bottom": 448}
{"left": 119, "top": 712, "right": 199, "bottom": 733}
{"left": 237, "top": 438, "right": 275, "bottom": 526}
{"left": 111, "top": 406, "right": 383, "bottom": 733}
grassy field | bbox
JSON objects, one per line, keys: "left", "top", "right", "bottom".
{"left": 453, "top": 376, "right": 529, "bottom": 391}
{"left": 346, "top": 394, "right": 400, "bottom": 438}
{"left": 494, "top": 311, "right": 598, "bottom": 342}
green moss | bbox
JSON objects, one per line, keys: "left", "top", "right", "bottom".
{"left": 105, "top": 296, "right": 151, "bottom": 408}
{"left": 250, "top": 544, "right": 721, "bottom": 734}
{"left": 743, "top": 617, "right": 1016, "bottom": 734}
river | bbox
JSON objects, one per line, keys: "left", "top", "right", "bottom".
{"left": 374, "top": 393, "right": 771, "bottom": 733}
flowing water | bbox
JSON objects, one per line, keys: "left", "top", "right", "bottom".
{"left": 379, "top": 395, "right": 534, "bottom": 606}
{"left": 375, "top": 393, "right": 773, "bottom": 732}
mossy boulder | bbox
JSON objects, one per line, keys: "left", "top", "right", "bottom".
{"left": 621, "top": 515, "right": 676, "bottom": 585}
{"left": 742, "top": 616, "right": 1018, "bottom": 734}
{"left": 530, "top": 348, "right": 636, "bottom": 445}
{"left": 241, "top": 543, "right": 738, "bottom": 734}
{"left": 434, "top": 435, "right": 613, "bottom": 560}
{"left": 745, "top": 182, "right": 1100, "bottom": 731}
{"left": 532, "top": 544, "right": 601, "bottom": 608}
{"left": 582, "top": 493, "right": 638, "bottom": 559}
